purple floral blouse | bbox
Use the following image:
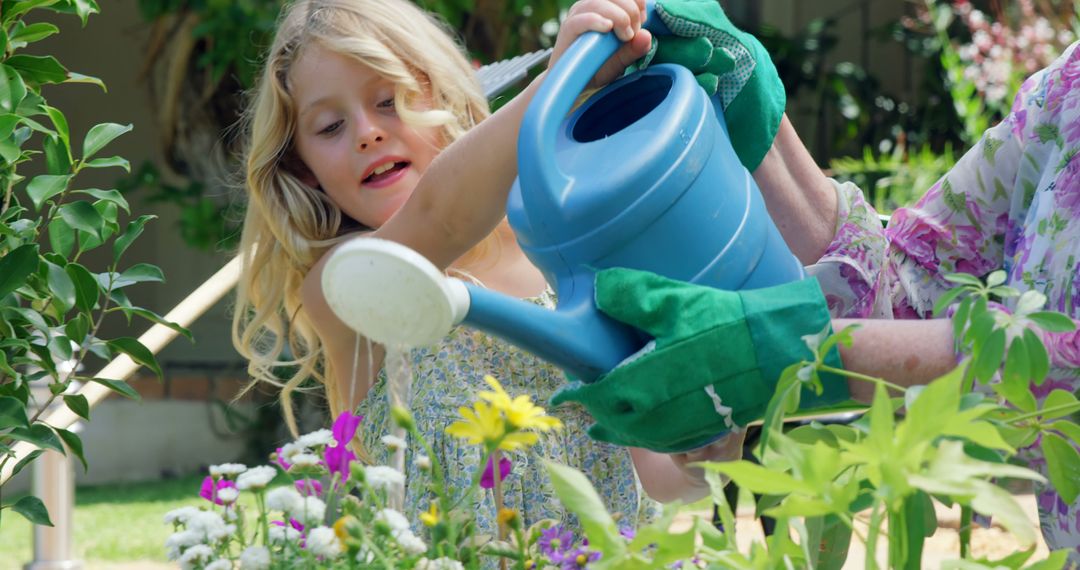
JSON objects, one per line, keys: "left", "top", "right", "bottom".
{"left": 814, "top": 41, "right": 1080, "bottom": 556}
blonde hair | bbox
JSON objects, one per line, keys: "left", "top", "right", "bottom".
{"left": 233, "top": 0, "right": 503, "bottom": 434}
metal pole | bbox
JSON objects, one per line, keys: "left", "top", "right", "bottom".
{"left": 25, "top": 442, "right": 83, "bottom": 570}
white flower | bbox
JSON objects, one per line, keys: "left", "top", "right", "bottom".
{"left": 209, "top": 463, "right": 247, "bottom": 478}
{"left": 381, "top": 434, "right": 407, "bottom": 451}
{"left": 240, "top": 546, "right": 271, "bottom": 570}
{"left": 268, "top": 524, "right": 301, "bottom": 544}
{"left": 294, "top": 496, "right": 326, "bottom": 526}
{"left": 164, "top": 506, "right": 201, "bottom": 525}
{"left": 205, "top": 560, "right": 232, "bottom": 570}
{"left": 414, "top": 455, "right": 431, "bottom": 470}
{"left": 356, "top": 548, "right": 375, "bottom": 564}
{"left": 290, "top": 453, "right": 322, "bottom": 468}
{"left": 165, "top": 530, "right": 202, "bottom": 560}
{"left": 186, "top": 511, "right": 227, "bottom": 538}
{"left": 277, "top": 442, "right": 307, "bottom": 463}
{"left": 375, "top": 508, "right": 409, "bottom": 532}
{"left": 394, "top": 529, "right": 427, "bottom": 556}
{"left": 296, "top": 429, "right": 335, "bottom": 448}
{"left": 179, "top": 544, "right": 214, "bottom": 568}
{"left": 215, "top": 487, "right": 240, "bottom": 504}
{"left": 265, "top": 486, "right": 303, "bottom": 513}
{"left": 365, "top": 465, "right": 404, "bottom": 492}
{"left": 306, "top": 526, "right": 343, "bottom": 558}
{"left": 236, "top": 466, "right": 277, "bottom": 490}
{"left": 415, "top": 557, "right": 465, "bottom": 570}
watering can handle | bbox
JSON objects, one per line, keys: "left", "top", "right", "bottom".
{"left": 518, "top": 0, "right": 668, "bottom": 221}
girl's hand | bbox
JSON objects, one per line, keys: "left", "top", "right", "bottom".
{"left": 549, "top": 0, "right": 653, "bottom": 89}
{"left": 668, "top": 429, "right": 746, "bottom": 490}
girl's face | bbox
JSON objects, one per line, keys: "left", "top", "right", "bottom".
{"left": 290, "top": 43, "right": 443, "bottom": 229}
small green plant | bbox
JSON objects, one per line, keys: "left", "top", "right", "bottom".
{"left": 1, "top": 0, "right": 185, "bottom": 528}
{"left": 829, "top": 142, "right": 957, "bottom": 215}
{"left": 547, "top": 271, "right": 1080, "bottom": 569}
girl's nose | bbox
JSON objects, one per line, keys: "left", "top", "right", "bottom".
{"left": 357, "top": 134, "right": 383, "bottom": 152}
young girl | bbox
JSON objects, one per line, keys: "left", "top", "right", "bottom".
{"left": 231, "top": 0, "right": 735, "bottom": 536}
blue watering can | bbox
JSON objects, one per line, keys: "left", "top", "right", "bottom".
{"left": 321, "top": 3, "right": 804, "bottom": 382}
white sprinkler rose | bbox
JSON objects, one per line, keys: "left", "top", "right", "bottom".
{"left": 236, "top": 466, "right": 277, "bottom": 490}
{"left": 374, "top": 508, "right": 409, "bottom": 533}
{"left": 294, "top": 496, "right": 326, "bottom": 526}
{"left": 209, "top": 463, "right": 247, "bottom": 478}
{"left": 179, "top": 544, "right": 214, "bottom": 569}
{"left": 365, "top": 465, "right": 405, "bottom": 492}
{"left": 268, "top": 524, "right": 302, "bottom": 544}
{"left": 415, "top": 557, "right": 465, "bottom": 570}
{"left": 381, "top": 434, "right": 407, "bottom": 451}
{"left": 240, "top": 546, "right": 271, "bottom": 570}
{"left": 296, "top": 429, "right": 335, "bottom": 448}
{"left": 306, "top": 526, "right": 343, "bottom": 559}
{"left": 395, "top": 529, "right": 428, "bottom": 556}
{"left": 205, "top": 560, "right": 232, "bottom": 570}
{"left": 289, "top": 453, "right": 322, "bottom": 468}
{"left": 265, "top": 486, "right": 304, "bottom": 514}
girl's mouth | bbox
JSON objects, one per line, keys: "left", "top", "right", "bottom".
{"left": 362, "top": 161, "right": 410, "bottom": 186}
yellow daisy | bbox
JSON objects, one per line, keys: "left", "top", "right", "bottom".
{"left": 445, "top": 401, "right": 505, "bottom": 446}
{"left": 479, "top": 375, "right": 563, "bottom": 432}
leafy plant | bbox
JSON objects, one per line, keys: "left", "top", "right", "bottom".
{"left": 547, "top": 271, "right": 1080, "bottom": 569}
{"left": 0, "top": 0, "right": 184, "bottom": 528}
{"left": 829, "top": 142, "right": 958, "bottom": 214}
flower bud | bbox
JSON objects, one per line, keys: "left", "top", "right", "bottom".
{"left": 391, "top": 405, "right": 415, "bottom": 431}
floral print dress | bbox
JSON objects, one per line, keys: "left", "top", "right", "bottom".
{"left": 355, "top": 289, "right": 652, "bottom": 541}
{"left": 814, "top": 41, "right": 1080, "bottom": 556}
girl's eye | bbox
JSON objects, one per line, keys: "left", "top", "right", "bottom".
{"left": 318, "top": 120, "right": 343, "bottom": 136}
{"left": 376, "top": 98, "right": 395, "bottom": 109}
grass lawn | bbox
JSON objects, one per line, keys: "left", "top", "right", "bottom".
{"left": 0, "top": 474, "right": 208, "bottom": 569}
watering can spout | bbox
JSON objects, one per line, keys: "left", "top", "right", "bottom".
{"left": 321, "top": 238, "right": 638, "bottom": 381}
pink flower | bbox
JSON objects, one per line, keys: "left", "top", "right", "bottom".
{"left": 199, "top": 476, "right": 238, "bottom": 506}
{"left": 296, "top": 478, "right": 323, "bottom": 497}
{"left": 1041, "top": 327, "right": 1080, "bottom": 368}
{"left": 885, "top": 208, "right": 949, "bottom": 272}
{"left": 1052, "top": 155, "right": 1080, "bottom": 218}
{"left": 274, "top": 447, "right": 291, "bottom": 471}
{"left": 324, "top": 411, "right": 362, "bottom": 478}
{"left": 480, "top": 456, "right": 512, "bottom": 489}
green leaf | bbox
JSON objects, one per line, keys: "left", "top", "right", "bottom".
{"left": 973, "top": 328, "right": 1006, "bottom": 383}
{"left": 26, "top": 174, "right": 72, "bottom": 211}
{"left": 9, "top": 22, "right": 60, "bottom": 44}
{"left": 9, "top": 449, "right": 44, "bottom": 479}
{"left": 544, "top": 461, "right": 626, "bottom": 559}
{"left": 943, "top": 273, "right": 985, "bottom": 287}
{"left": 0, "top": 395, "right": 30, "bottom": 429}
{"left": 64, "top": 313, "right": 90, "bottom": 344}
{"left": 899, "top": 363, "right": 962, "bottom": 449}
{"left": 8, "top": 423, "right": 65, "bottom": 453}
{"left": 53, "top": 427, "right": 87, "bottom": 471}
{"left": 65, "top": 263, "right": 99, "bottom": 312}
{"left": 120, "top": 307, "right": 193, "bottom": 341}
{"left": 107, "top": 337, "right": 162, "bottom": 378}
{"left": 112, "top": 215, "right": 154, "bottom": 262}
{"left": 63, "top": 394, "right": 89, "bottom": 421}
{"left": 48, "top": 218, "right": 74, "bottom": 257}
{"left": 43, "top": 105, "right": 69, "bottom": 150}
{"left": 11, "top": 496, "right": 53, "bottom": 527}
{"left": 6, "top": 54, "right": 68, "bottom": 85}
{"left": 81, "top": 156, "right": 129, "bottom": 171}
{"left": 2, "top": 0, "right": 59, "bottom": 25}
{"left": 0, "top": 65, "right": 28, "bottom": 113}
{"left": 43, "top": 133, "right": 72, "bottom": 175}
{"left": 1027, "top": 311, "right": 1076, "bottom": 333}
{"left": 868, "top": 381, "right": 895, "bottom": 454}
{"left": 932, "top": 287, "right": 964, "bottom": 317}
{"left": 117, "top": 263, "right": 164, "bottom": 286}
{"left": 701, "top": 460, "right": 812, "bottom": 495}
{"left": 1049, "top": 421, "right": 1080, "bottom": 446}
{"left": 1023, "top": 328, "right": 1049, "bottom": 385}
{"left": 1042, "top": 390, "right": 1080, "bottom": 421}
{"left": 88, "top": 377, "right": 140, "bottom": 400}
{"left": 1042, "top": 432, "right": 1080, "bottom": 504}
{"left": 81, "top": 122, "right": 131, "bottom": 161}
{"left": 1002, "top": 336, "right": 1029, "bottom": 390}
{"left": 58, "top": 201, "right": 104, "bottom": 238}
{"left": 64, "top": 72, "right": 105, "bottom": 91}
{"left": 0, "top": 113, "right": 19, "bottom": 139}
{"left": 1024, "top": 551, "right": 1070, "bottom": 570}
{"left": 73, "top": 188, "right": 129, "bottom": 213}
{"left": 0, "top": 243, "right": 39, "bottom": 298}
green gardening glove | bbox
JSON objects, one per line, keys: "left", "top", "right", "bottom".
{"left": 550, "top": 268, "right": 850, "bottom": 453}
{"left": 633, "top": 0, "right": 785, "bottom": 171}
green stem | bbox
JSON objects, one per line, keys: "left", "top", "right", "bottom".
{"left": 818, "top": 364, "right": 907, "bottom": 394}
{"left": 888, "top": 505, "right": 908, "bottom": 570}
{"left": 958, "top": 506, "right": 973, "bottom": 559}
{"left": 864, "top": 502, "right": 883, "bottom": 570}
{"left": 1007, "top": 402, "right": 1080, "bottom": 425}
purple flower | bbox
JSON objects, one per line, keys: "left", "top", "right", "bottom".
{"left": 324, "top": 411, "right": 362, "bottom": 477}
{"left": 274, "top": 447, "right": 291, "bottom": 471}
{"left": 199, "top": 476, "right": 237, "bottom": 506}
{"left": 296, "top": 478, "right": 323, "bottom": 497}
{"left": 480, "top": 456, "right": 512, "bottom": 489}
{"left": 558, "top": 546, "right": 601, "bottom": 569}
{"left": 619, "top": 527, "right": 635, "bottom": 541}
{"left": 538, "top": 526, "right": 574, "bottom": 559}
